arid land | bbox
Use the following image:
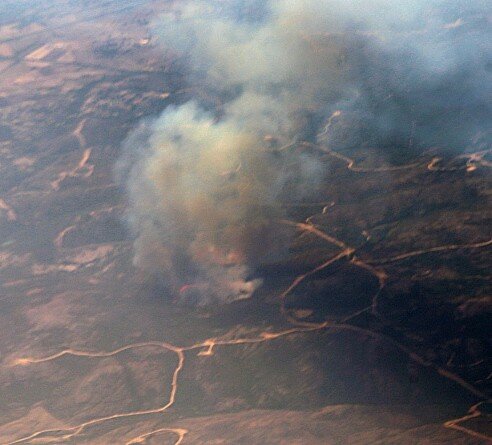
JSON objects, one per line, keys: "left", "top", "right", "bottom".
{"left": 0, "top": 1, "right": 490, "bottom": 444}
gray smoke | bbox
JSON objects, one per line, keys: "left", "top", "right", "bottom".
{"left": 119, "top": 0, "right": 490, "bottom": 304}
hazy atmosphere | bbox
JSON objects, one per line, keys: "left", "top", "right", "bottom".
{"left": 0, "top": 0, "right": 490, "bottom": 444}
{"left": 120, "top": 0, "right": 491, "bottom": 306}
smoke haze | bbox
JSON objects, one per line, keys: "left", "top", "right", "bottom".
{"left": 119, "top": 0, "right": 490, "bottom": 304}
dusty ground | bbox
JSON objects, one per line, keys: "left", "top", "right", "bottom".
{"left": 0, "top": 1, "right": 490, "bottom": 444}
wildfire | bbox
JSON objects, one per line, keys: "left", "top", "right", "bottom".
{"left": 179, "top": 283, "right": 203, "bottom": 294}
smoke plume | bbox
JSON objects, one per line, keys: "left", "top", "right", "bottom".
{"left": 119, "top": 0, "right": 490, "bottom": 304}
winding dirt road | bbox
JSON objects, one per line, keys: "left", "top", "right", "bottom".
{"left": 7, "top": 216, "right": 491, "bottom": 444}
{"left": 5, "top": 112, "right": 492, "bottom": 444}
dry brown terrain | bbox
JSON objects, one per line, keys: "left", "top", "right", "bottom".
{"left": 0, "top": 1, "right": 490, "bottom": 444}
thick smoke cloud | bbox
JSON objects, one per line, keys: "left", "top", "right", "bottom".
{"left": 119, "top": 0, "right": 490, "bottom": 304}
